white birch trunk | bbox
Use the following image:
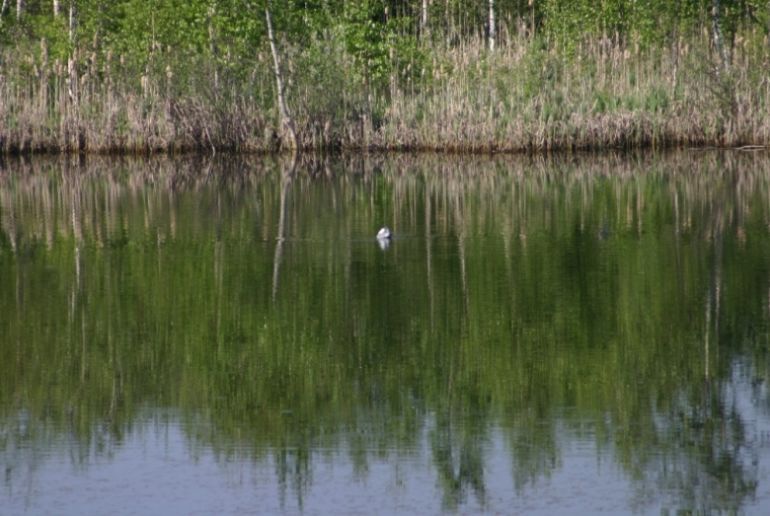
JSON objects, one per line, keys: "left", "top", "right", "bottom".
{"left": 711, "top": 0, "right": 728, "bottom": 72}
{"left": 421, "top": 0, "right": 428, "bottom": 35}
{"left": 67, "top": 1, "right": 78, "bottom": 109}
{"left": 53, "top": 0, "right": 60, "bottom": 16}
{"left": 488, "top": 0, "right": 496, "bottom": 51}
{"left": 68, "top": 1, "right": 76, "bottom": 43}
{"left": 265, "top": 5, "right": 297, "bottom": 150}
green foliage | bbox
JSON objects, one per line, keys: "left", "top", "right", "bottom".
{"left": 340, "top": 0, "right": 392, "bottom": 89}
{"left": 4, "top": 0, "right": 770, "bottom": 66}
{"left": 2, "top": 0, "right": 769, "bottom": 82}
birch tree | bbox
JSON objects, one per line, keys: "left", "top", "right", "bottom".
{"left": 265, "top": 2, "right": 297, "bottom": 150}
{"left": 421, "top": 0, "right": 429, "bottom": 37}
{"left": 711, "top": 0, "right": 729, "bottom": 73}
{"left": 488, "top": 0, "right": 495, "bottom": 51}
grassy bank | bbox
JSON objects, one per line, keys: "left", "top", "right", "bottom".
{"left": 1, "top": 26, "right": 769, "bottom": 154}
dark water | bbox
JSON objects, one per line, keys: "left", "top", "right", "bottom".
{"left": 2, "top": 152, "right": 770, "bottom": 514}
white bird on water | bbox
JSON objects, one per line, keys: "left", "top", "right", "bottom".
{"left": 376, "top": 227, "right": 392, "bottom": 240}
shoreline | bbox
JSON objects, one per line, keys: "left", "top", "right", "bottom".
{"left": 1, "top": 140, "right": 768, "bottom": 158}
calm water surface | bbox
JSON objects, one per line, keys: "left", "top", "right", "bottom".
{"left": 2, "top": 152, "right": 770, "bottom": 514}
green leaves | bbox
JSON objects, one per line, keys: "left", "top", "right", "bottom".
{"left": 340, "top": 0, "right": 391, "bottom": 88}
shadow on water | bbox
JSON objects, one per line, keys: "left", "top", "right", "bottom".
{"left": 2, "top": 151, "right": 770, "bottom": 512}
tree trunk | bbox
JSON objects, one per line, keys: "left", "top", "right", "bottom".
{"left": 421, "top": 0, "right": 429, "bottom": 37}
{"left": 68, "top": 0, "right": 76, "bottom": 43}
{"left": 0, "top": 0, "right": 9, "bottom": 20}
{"left": 272, "top": 154, "right": 296, "bottom": 301}
{"left": 15, "top": 0, "right": 22, "bottom": 20}
{"left": 711, "top": 0, "right": 728, "bottom": 72}
{"left": 530, "top": 0, "right": 536, "bottom": 36}
{"left": 265, "top": 4, "right": 297, "bottom": 150}
{"left": 208, "top": 3, "right": 219, "bottom": 95}
{"left": 66, "top": 1, "right": 79, "bottom": 150}
{"left": 488, "top": 0, "right": 496, "bottom": 51}
{"left": 53, "top": 0, "right": 60, "bottom": 16}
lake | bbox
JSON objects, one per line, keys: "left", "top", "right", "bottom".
{"left": 2, "top": 151, "right": 770, "bottom": 514}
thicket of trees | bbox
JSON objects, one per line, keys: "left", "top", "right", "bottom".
{"left": 3, "top": 1, "right": 767, "bottom": 75}
{"left": 3, "top": 2, "right": 766, "bottom": 56}
{"left": 1, "top": 1, "right": 769, "bottom": 152}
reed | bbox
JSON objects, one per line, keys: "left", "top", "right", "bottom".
{"left": 1, "top": 26, "right": 769, "bottom": 154}
{"left": 379, "top": 28, "right": 770, "bottom": 152}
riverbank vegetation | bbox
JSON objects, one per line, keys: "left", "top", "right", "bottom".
{"left": 1, "top": 1, "right": 770, "bottom": 153}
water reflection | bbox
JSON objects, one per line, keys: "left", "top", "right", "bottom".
{"left": 2, "top": 152, "right": 770, "bottom": 513}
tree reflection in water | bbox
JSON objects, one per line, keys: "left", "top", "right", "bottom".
{"left": 1, "top": 152, "right": 770, "bottom": 512}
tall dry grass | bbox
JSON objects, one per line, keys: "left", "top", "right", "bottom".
{"left": 0, "top": 43, "right": 278, "bottom": 153}
{"left": 1, "top": 27, "right": 769, "bottom": 154}
{"left": 379, "top": 28, "right": 770, "bottom": 151}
